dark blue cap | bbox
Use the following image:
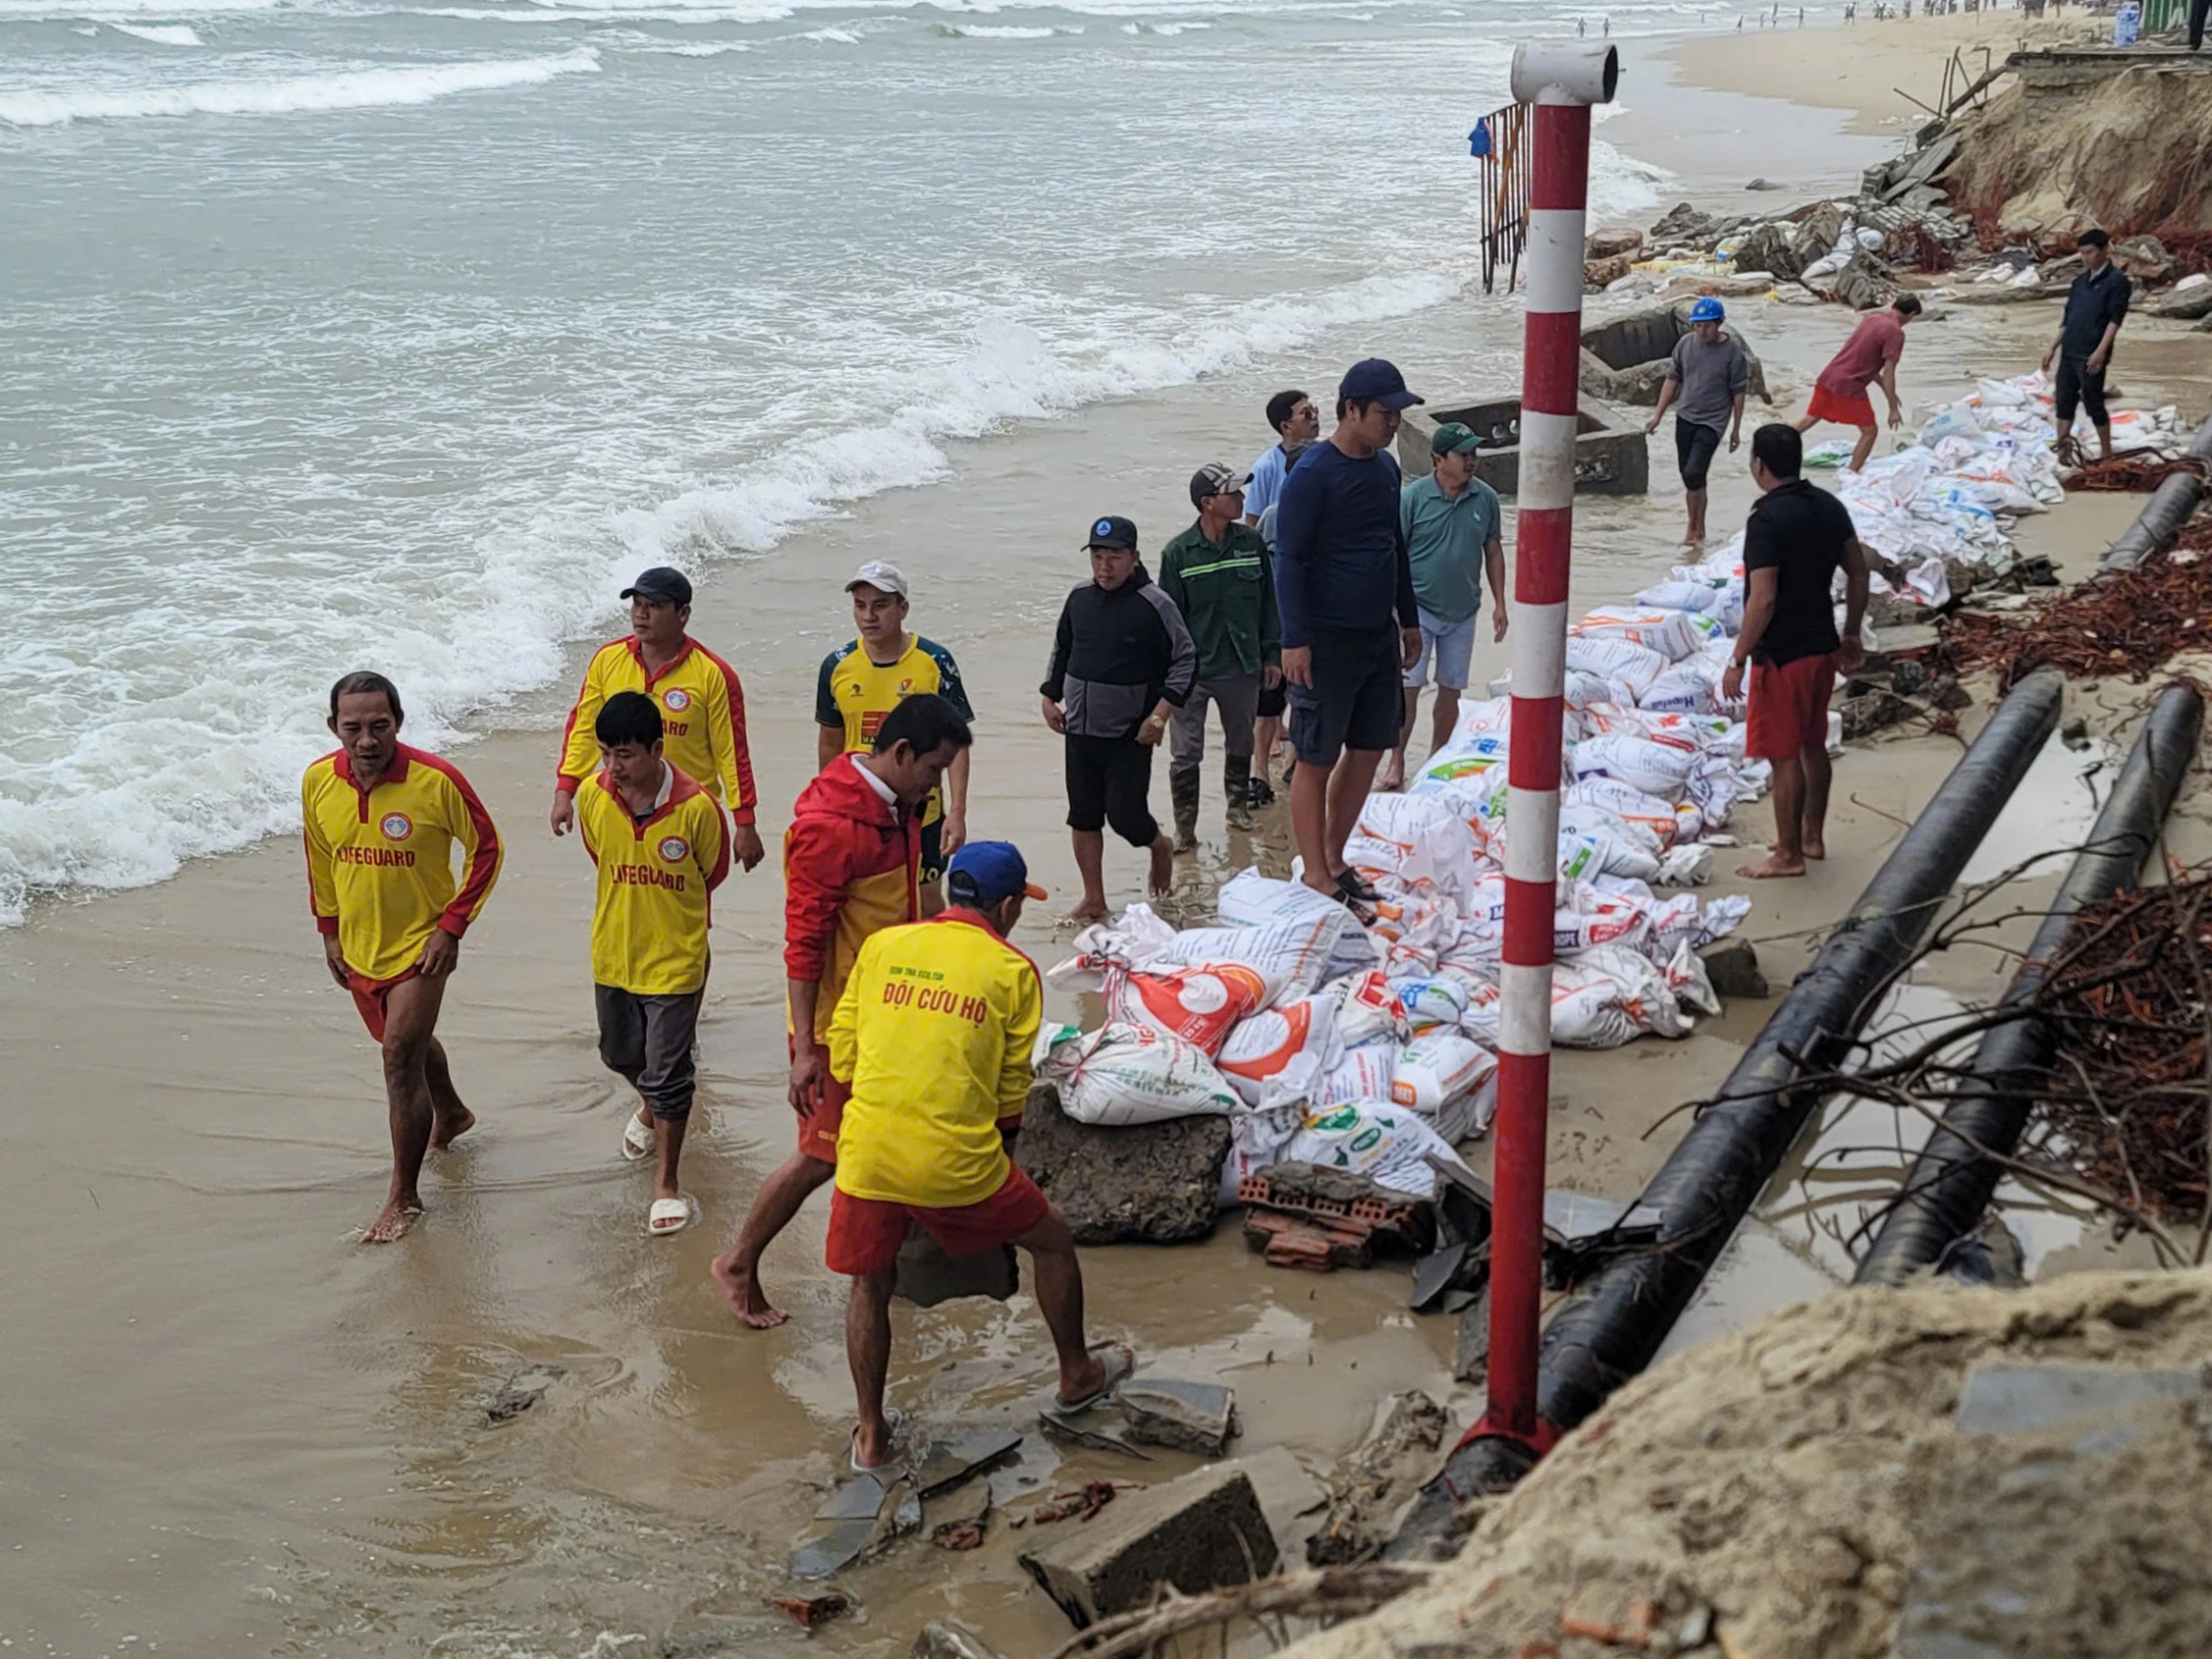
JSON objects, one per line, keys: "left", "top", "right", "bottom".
{"left": 945, "top": 841, "right": 1047, "bottom": 907}
{"left": 1338, "top": 358, "right": 1424, "bottom": 411}
{"left": 621, "top": 565, "right": 692, "bottom": 607}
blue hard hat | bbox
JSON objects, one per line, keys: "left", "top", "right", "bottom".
{"left": 1689, "top": 296, "right": 1726, "bottom": 324}
{"left": 945, "top": 841, "right": 1047, "bottom": 907}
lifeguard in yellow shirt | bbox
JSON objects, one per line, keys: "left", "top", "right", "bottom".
{"left": 302, "top": 672, "right": 503, "bottom": 1243}
{"left": 573, "top": 691, "right": 729, "bottom": 1237}
{"left": 550, "top": 565, "right": 767, "bottom": 876}
{"left": 824, "top": 841, "right": 1132, "bottom": 1472}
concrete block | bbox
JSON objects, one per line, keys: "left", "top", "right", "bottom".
{"left": 1115, "top": 1380, "right": 1237, "bottom": 1457}
{"left": 1699, "top": 939, "right": 1769, "bottom": 1000}
{"left": 1018, "top": 1464, "right": 1280, "bottom": 1629}
{"left": 894, "top": 1231, "right": 1016, "bottom": 1309}
{"left": 1017, "top": 1082, "right": 1228, "bottom": 1245}
{"left": 1399, "top": 393, "right": 1648, "bottom": 499}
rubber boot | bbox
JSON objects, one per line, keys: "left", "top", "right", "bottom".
{"left": 1223, "top": 754, "right": 1255, "bottom": 831}
{"left": 1169, "top": 765, "right": 1201, "bottom": 854}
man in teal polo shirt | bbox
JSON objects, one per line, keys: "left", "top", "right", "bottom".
{"left": 1381, "top": 422, "right": 1506, "bottom": 791}
{"left": 1159, "top": 461, "right": 1280, "bottom": 849}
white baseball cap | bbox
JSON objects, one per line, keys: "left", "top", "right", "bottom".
{"left": 844, "top": 560, "right": 910, "bottom": 600}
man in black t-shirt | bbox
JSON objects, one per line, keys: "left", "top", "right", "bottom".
{"left": 2040, "top": 229, "right": 2131, "bottom": 464}
{"left": 1722, "top": 425, "right": 1869, "bottom": 881}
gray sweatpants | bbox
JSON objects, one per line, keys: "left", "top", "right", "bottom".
{"left": 1167, "top": 672, "right": 1262, "bottom": 771}
{"left": 594, "top": 985, "right": 702, "bottom": 1120}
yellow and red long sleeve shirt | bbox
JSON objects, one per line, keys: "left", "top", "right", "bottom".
{"left": 574, "top": 764, "right": 728, "bottom": 996}
{"left": 302, "top": 745, "right": 503, "bottom": 984}
{"left": 555, "top": 636, "right": 759, "bottom": 825}
{"left": 827, "top": 909, "right": 1043, "bottom": 1208}
{"left": 783, "top": 754, "right": 921, "bottom": 1045}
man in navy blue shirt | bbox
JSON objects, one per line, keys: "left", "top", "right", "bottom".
{"left": 1273, "top": 358, "right": 1424, "bottom": 905}
{"left": 2040, "top": 229, "right": 2131, "bottom": 464}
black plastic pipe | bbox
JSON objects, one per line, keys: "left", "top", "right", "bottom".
{"left": 1855, "top": 681, "right": 2203, "bottom": 1286}
{"left": 2102, "top": 472, "right": 2203, "bottom": 573}
{"left": 1389, "top": 669, "right": 2066, "bottom": 1552}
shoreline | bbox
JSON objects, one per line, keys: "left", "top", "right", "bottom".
{"left": 9, "top": 20, "right": 2212, "bottom": 1657}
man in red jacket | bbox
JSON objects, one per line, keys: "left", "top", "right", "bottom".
{"left": 710, "top": 693, "right": 974, "bottom": 1328}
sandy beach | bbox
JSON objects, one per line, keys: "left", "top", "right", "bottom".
{"left": 7, "top": 14, "right": 2212, "bottom": 1658}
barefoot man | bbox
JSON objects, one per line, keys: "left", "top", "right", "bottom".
{"left": 573, "top": 690, "right": 729, "bottom": 1237}
{"left": 710, "top": 692, "right": 973, "bottom": 1327}
{"left": 551, "top": 564, "right": 767, "bottom": 878}
{"left": 825, "top": 841, "right": 1130, "bottom": 1470}
{"left": 303, "top": 671, "right": 503, "bottom": 1242}
{"left": 1722, "top": 425, "right": 1868, "bottom": 880}
{"left": 1042, "top": 516, "right": 1195, "bottom": 924}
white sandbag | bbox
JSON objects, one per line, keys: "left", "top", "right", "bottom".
{"left": 1665, "top": 939, "right": 1723, "bottom": 1016}
{"left": 1046, "top": 903, "right": 1179, "bottom": 991}
{"left": 1698, "top": 892, "right": 1753, "bottom": 945}
{"left": 1570, "top": 731, "right": 1699, "bottom": 798}
{"left": 1392, "top": 1029, "right": 1497, "bottom": 1122}
{"left": 1565, "top": 776, "right": 1683, "bottom": 849}
{"left": 1641, "top": 658, "right": 1722, "bottom": 715}
{"left": 1278, "top": 1101, "right": 1475, "bottom": 1199}
{"left": 1317, "top": 1037, "right": 1400, "bottom": 1107}
{"left": 1565, "top": 635, "right": 1668, "bottom": 700}
{"left": 1204, "top": 871, "right": 1381, "bottom": 990}
{"left": 1362, "top": 887, "right": 1459, "bottom": 957}
{"left": 1216, "top": 1097, "right": 1311, "bottom": 1206}
{"left": 1574, "top": 605, "right": 1721, "bottom": 663}
{"left": 1319, "top": 970, "right": 1412, "bottom": 1047}
{"left": 1104, "top": 962, "right": 1274, "bottom": 1055}
{"left": 1656, "top": 842, "right": 1713, "bottom": 886}
{"left": 1414, "top": 732, "right": 1510, "bottom": 788}
{"left": 1633, "top": 580, "right": 1723, "bottom": 615}
{"left": 1353, "top": 792, "right": 1484, "bottom": 900}
{"left": 1054, "top": 1023, "right": 1241, "bottom": 1126}
{"left": 1216, "top": 993, "right": 1344, "bottom": 1103}
{"left": 1390, "top": 973, "right": 1472, "bottom": 1029}
{"left": 1551, "top": 946, "right": 1696, "bottom": 1046}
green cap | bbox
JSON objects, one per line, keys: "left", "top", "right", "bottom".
{"left": 1430, "top": 421, "right": 1482, "bottom": 456}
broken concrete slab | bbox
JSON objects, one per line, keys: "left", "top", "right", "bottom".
{"left": 1038, "top": 1399, "right": 1150, "bottom": 1460}
{"left": 1018, "top": 1463, "right": 1280, "bottom": 1629}
{"left": 909, "top": 1426, "right": 1024, "bottom": 1498}
{"left": 483, "top": 1364, "right": 565, "bottom": 1425}
{"left": 1307, "top": 1391, "right": 1451, "bottom": 1567}
{"left": 1018, "top": 1081, "right": 1228, "bottom": 1245}
{"left": 1454, "top": 1286, "right": 1490, "bottom": 1386}
{"left": 894, "top": 1232, "right": 1017, "bottom": 1309}
{"left": 1115, "top": 1380, "right": 1237, "bottom": 1457}
{"left": 787, "top": 1471, "right": 922, "bottom": 1579}
{"left": 1699, "top": 939, "right": 1769, "bottom": 1000}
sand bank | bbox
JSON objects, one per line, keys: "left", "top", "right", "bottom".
{"left": 5, "top": 27, "right": 2211, "bottom": 1659}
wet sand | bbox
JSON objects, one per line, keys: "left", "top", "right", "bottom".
{"left": 8, "top": 35, "right": 2212, "bottom": 1659}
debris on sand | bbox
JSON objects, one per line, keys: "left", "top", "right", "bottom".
{"left": 2067, "top": 455, "right": 2206, "bottom": 493}
{"left": 766, "top": 1592, "right": 849, "bottom": 1631}
{"left": 1939, "top": 532, "right": 2212, "bottom": 689}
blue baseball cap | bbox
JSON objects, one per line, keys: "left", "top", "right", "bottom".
{"left": 945, "top": 840, "right": 1048, "bottom": 907}
{"left": 1338, "top": 357, "right": 1424, "bottom": 411}
{"left": 1689, "top": 296, "right": 1726, "bottom": 323}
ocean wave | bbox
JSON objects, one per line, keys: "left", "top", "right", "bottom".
{"left": 0, "top": 47, "right": 600, "bottom": 127}
{"left": 107, "top": 20, "right": 203, "bottom": 40}
{"left": 625, "top": 33, "right": 754, "bottom": 48}
{"left": 934, "top": 20, "right": 1079, "bottom": 33}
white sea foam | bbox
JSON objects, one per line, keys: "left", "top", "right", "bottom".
{"left": 107, "top": 21, "right": 203, "bottom": 41}
{"left": 627, "top": 34, "right": 754, "bottom": 50}
{"left": 0, "top": 47, "right": 600, "bottom": 126}
{"left": 936, "top": 21, "right": 1078, "bottom": 34}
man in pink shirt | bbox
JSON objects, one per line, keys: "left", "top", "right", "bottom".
{"left": 1792, "top": 294, "right": 1922, "bottom": 472}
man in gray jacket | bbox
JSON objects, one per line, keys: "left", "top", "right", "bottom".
{"left": 1041, "top": 515, "right": 1198, "bottom": 924}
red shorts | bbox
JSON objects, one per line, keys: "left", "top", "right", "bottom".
{"left": 1746, "top": 653, "right": 1839, "bottom": 762}
{"left": 825, "top": 1163, "right": 1051, "bottom": 1277}
{"left": 793, "top": 1035, "right": 850, "bottom": 1164}
{"left": 1806, "top": 381, "right": 1877, "bottom": 430}
{"left": 348, "top": 967, "right": 418, "bottom": 1043}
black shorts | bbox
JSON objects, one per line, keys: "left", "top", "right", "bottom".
{"left": 2054, "top": 355, "right": 2108, "bottom": 428}
{"left": 1064, "top": 734, "right": 1160, "bottom": 847}
{"left": 1288, "top": 628, "right": 1403, "bottom": 769}
{"left": 920, "top": 817, "right": 945, "bottom": 882}
{"left": 594, "top": 985, "right": 702, "bottom": 1120}
{"left": 1257, "top": 678, "right": 1286, "bottom": 719}
{"left": 1674, "top": 418, "right": 1723, "bottom": 492}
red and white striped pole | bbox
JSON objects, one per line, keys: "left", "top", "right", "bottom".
{"left": 1478, "top": 39, "right": 1618, "bottom": 1459}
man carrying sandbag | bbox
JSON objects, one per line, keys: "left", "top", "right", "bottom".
{"left": 824, "top": 841, "right": 1131, "bottom": 1470}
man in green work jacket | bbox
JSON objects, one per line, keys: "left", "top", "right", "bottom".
{"left": 1158, "top": 462, "right": 1282, "bottom": 850}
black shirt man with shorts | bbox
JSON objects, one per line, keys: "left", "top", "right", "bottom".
{"left": 2042, "top": 228, "right": 2131, "bottom": 464}
{"left": 1272, "top": 358, "right": 1423, "bottom": 905}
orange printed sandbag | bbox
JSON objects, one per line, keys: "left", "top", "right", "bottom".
{"left": 1105, "top": 962, "right": 1271, "bottom": 1055}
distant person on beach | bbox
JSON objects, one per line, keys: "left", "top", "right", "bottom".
{"left": 1792, "top": 293, "right": 1922, "bottom": 473}
{"left": 1721, "top": 426, "right": 1868, "bottom": 882}
{"left": 1159, "top": 463, "right": 1278, "bottom": 850}
{"left": 1646, "top": 297, "right": 1750, "bottom": 549}
{"left": 1381, "top": 421, "right": 1505, "bottom": 793}
{"left": 551, "top": 565, "right": 765, "bottom": 878}
{"left": 710, "top": 693, "right": 972, "bottom": 1327}
{"left": 573, "top": 691, "right": 728, "bottom": 1237}
{"left": 303, "top": 671, "right": 503, "bottom": 1244}
{"left": 824, "top": 840, "right": 1128, "bottom": 1471}
{"left": 1273, "top": 358, "right": 1423, "bottom": 905}
{"left": 817, "top": 561, "right": 974, "bottom": 914}
{"left": 2042, "top": 229, "right": 2130, "bottom": 464}
{"left": 1041, "top": 516, "right": 1195, "bottom": 923}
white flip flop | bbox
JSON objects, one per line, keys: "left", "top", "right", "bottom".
{"left": 647, "top": 1195, "right": 695, "bottom": 1237}
{"left": 621, "top": 1114, "right": 656, "bottom": 1163}
{"left": 849, "top": 1408, "right": 908, "bottom": 1475}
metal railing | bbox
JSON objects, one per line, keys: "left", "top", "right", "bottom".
{"left": 1471, "top": 100, "right": 1533, "bottom": 294}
